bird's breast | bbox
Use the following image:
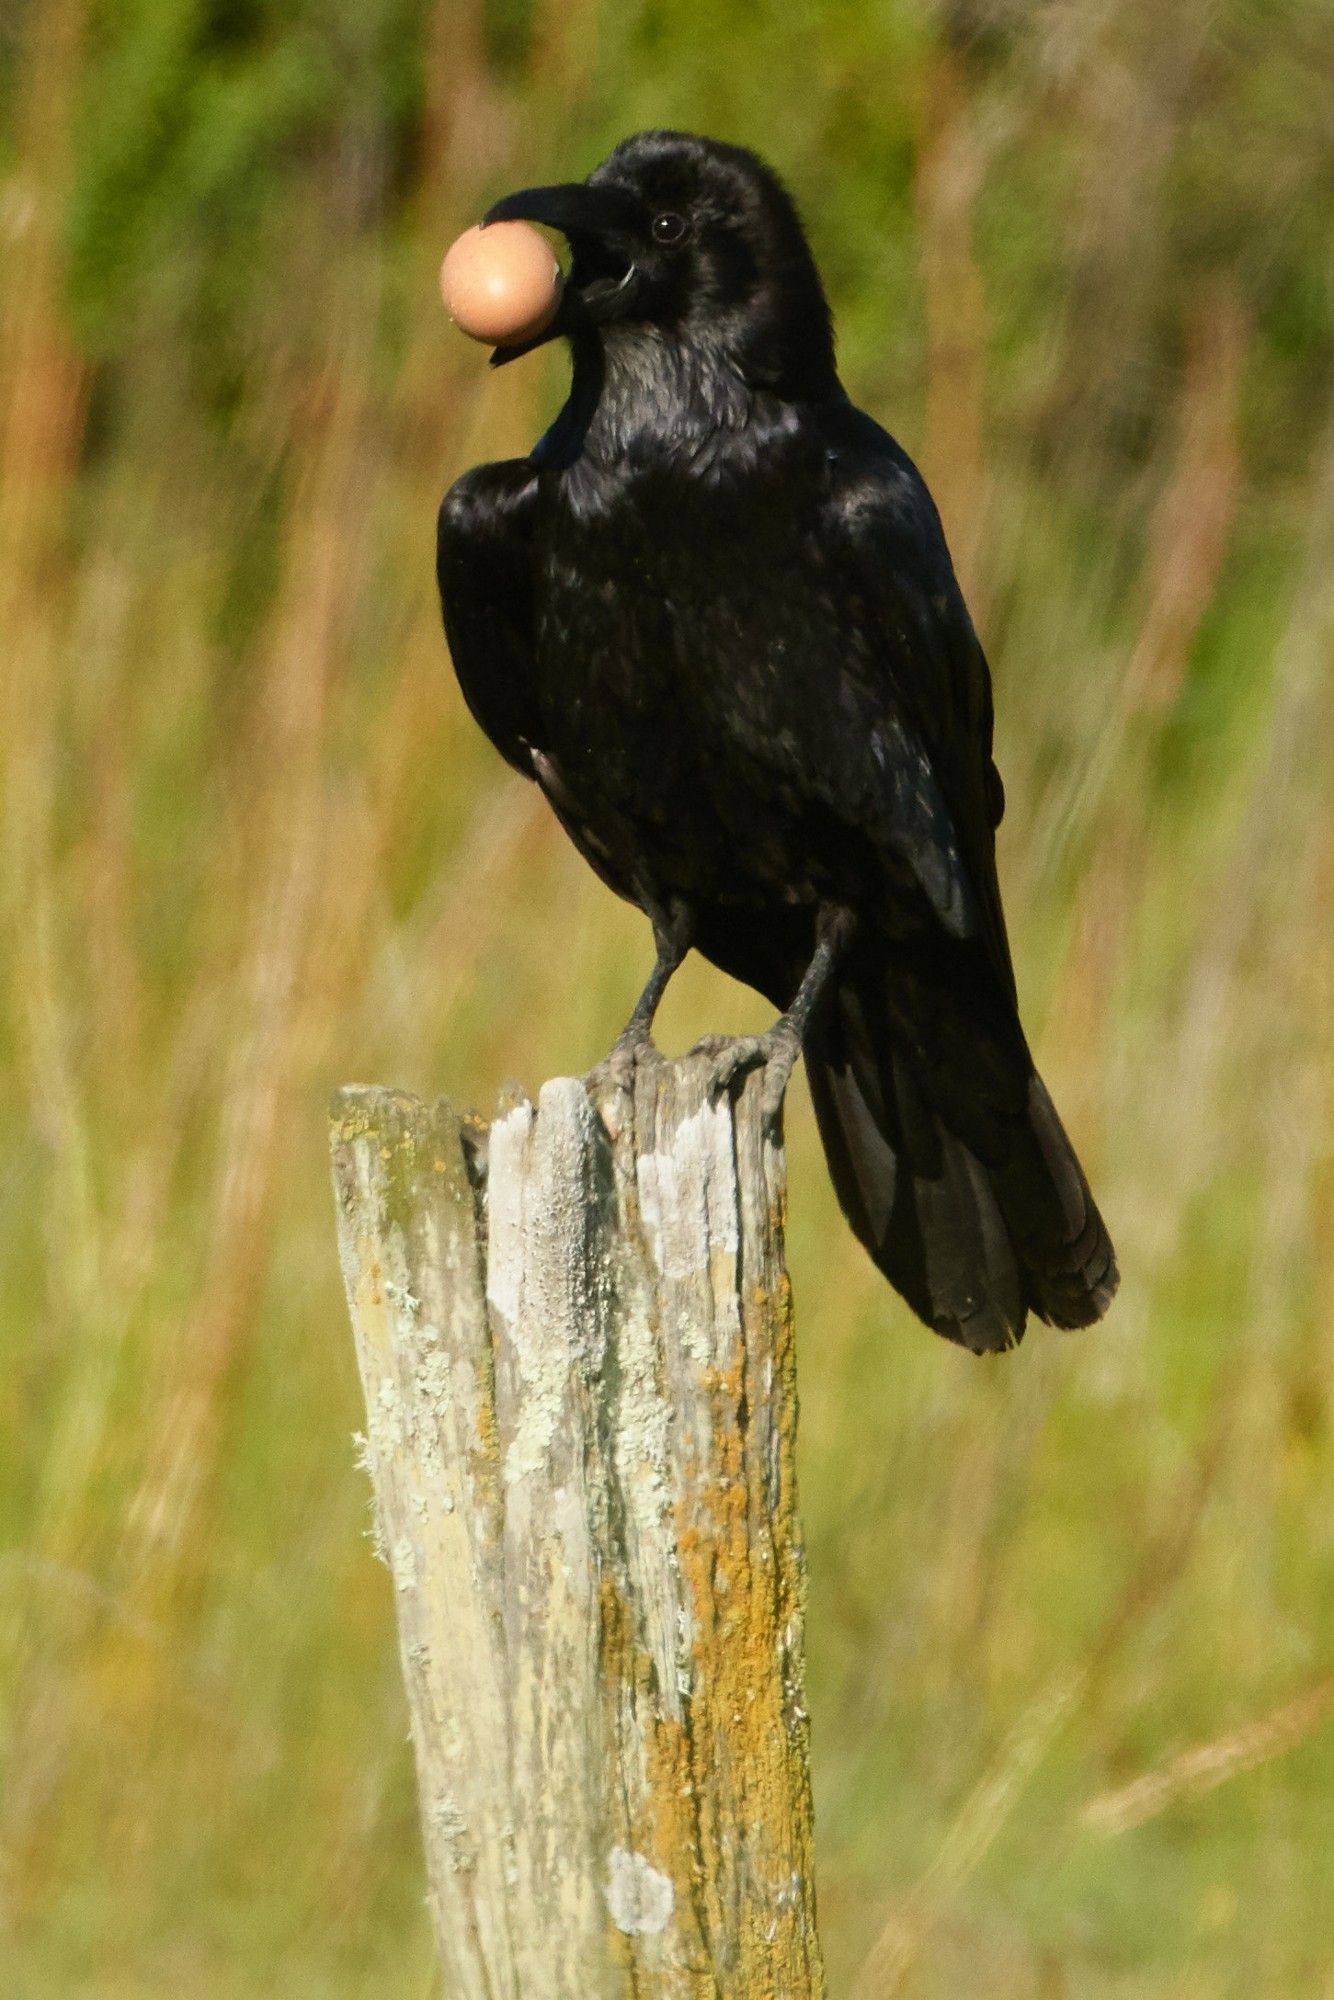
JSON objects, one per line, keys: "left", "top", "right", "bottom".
{"left": 529, "top": 460, "right": 860, "bottom": 909}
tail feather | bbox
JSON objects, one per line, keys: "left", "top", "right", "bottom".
{"left": 806, "top": 967, "right": 1118, "bottom": 1352}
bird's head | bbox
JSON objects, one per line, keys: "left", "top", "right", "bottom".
{"left": 484, "top": 130, "right": 837, "bottom": 399}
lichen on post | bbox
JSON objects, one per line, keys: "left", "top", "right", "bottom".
{"left": 330, "top": 1052, "right": 824, "bottom": 1998}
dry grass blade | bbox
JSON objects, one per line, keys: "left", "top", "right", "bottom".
{"left": 852, "top": 1673, "right": 1085, "bottom": 1999}
{"left": 1082, "top": 1677, "right": 1334, "bottom": 1837}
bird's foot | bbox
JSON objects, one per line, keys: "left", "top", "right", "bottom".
{"left": 689, "top": 1023, "right": 802, "bottom": 1129}
{"left": 586, "top": 1019, "right": 663, "bottom": 1100}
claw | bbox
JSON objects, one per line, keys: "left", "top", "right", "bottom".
{"left": 690, "top": 1025, "right": 802, "bottom": 1129}
{"left": 690, "top": 1032, "right": 762, "bottom": 1095}
{"left": 587, "top": 1019, "right": 662, "bottom": 1098}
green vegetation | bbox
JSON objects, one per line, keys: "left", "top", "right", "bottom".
{"left": 2, "top": 1, "right": 1330, "bottom": 1992}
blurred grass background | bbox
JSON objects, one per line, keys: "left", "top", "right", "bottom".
{"left": 1, "top": 0, "right": 1332, "bottom": 1993}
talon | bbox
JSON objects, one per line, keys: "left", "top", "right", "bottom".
{"left": 686, "top": 1032, "right": 732, "bottom": 1062}
{"left": 759, "top": 1057, "right": 794, "bottom": 1130}
{"left": 693, "top": 1034, "right": 764, "bottom": 1101}
{"left": 588, "top": 1021, "right": 661, "bottom": 1097}
{"left": 689, "top": 1026, "right": 802, "bottom": 1116}
{"left": 759, "top": 1025, "right": 802, "bottom": 1128}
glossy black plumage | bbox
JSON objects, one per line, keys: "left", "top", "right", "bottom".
{"left": 437, "top": 130, "right": 1118, "bottom": 1351}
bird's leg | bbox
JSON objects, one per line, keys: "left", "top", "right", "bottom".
{"left": 590, "top": 897, "right": 693, "bottom": 1091}
{"left": 695, "top": 906, "right": 855, "bottom": 1126}
{"left": 621, "top": 902, "right": 692, "bottom": 1045}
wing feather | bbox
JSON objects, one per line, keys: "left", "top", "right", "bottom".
{"left": 436, "top": 459, "right": 542, "bottom": 777}
{"left": 820, "top": 407, "right": 1016, "bottom": 997}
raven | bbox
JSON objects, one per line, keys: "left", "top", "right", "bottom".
{"left": 437, "top": 130, "right": 1118, "bottom": 1351}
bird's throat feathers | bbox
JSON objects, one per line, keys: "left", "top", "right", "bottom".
{"left": 538, "top": 323, "right": 830, "bottom": 477}
{"left": 573, "top": 328, "right": 763, "bottom": 465}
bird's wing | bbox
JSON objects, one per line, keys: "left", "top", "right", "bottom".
{"left": 801, "top": 419, "right": 1119, "bottom": 1344}
{"left": 436, "top": 459, "right": 542, "bottom": 777}
{"left": 820, "top": 410, "right": 1016, "bottom": 1001}
{"left": 436, "top": 456, "right": 638, "bottom": 905}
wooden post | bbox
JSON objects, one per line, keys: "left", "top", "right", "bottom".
{"left": 329, "top": 1055, "right": 824, "bottom": 1998}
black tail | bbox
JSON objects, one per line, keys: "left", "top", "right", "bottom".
{"left": 805, "top": 950, "right": 1118, "bottom": 1353}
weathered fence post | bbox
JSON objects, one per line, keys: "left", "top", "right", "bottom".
{"left": 330, "top": 1052, "right": 824, "bottom": 1998}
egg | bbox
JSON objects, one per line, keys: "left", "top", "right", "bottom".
{"left": 439, "top": 221, "right": 564, "bottom": 348}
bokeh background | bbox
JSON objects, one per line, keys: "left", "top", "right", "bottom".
{"left": 2, "top": 0, "right": 1332, "bottom": 1993}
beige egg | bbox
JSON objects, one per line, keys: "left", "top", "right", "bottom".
{"left": 439, "top": 221, "right": 563, "bottom": 347}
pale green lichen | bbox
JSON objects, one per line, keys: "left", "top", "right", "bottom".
{"left": 428, "top": 1790, "right": 476, "bottom": 1874}
{"left": 371, "top": 1373, "right": 406, "bottom": 1454}
{"left": 391, "top": 1535, "right": 417, "bottom": 1592}
{"left": 605, "top": 1846, "right": 674, "bottom": 1936}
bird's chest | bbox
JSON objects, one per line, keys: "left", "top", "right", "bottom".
{"left": 531, "top": 470, "right": 834, "bottom": 899}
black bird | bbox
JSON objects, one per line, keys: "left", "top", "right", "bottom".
{"left": 437, "top": 130, "right": 1118, "bottom": 1352}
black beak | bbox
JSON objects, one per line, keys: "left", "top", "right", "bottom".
{"left": 483, "top": 179, "right": 643, "bottom": 241}
{"left": 480, "top": 180, "right": 644, "bottom": 366}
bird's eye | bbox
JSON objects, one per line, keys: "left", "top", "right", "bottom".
{"left": 651, "top": 212, "right": 688, "bottom": 245}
